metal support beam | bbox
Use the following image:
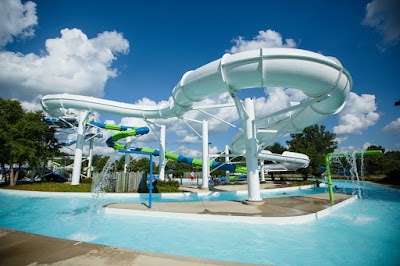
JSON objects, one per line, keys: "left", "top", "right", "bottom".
{"left": 71, "top": 111, "right": 89, "bottom": 185}
{"left": 159, "top": 125, "right": 166, "bottom": 181}
{"left": 225, "top": 145, "right": 230, "bottom": 184}
{"left": 124, "top": 136, "right": 132, "bottom": 173}
{"left": 201, "top": 120, "right": 209, "bottom": 189}
{"left": 260, "top": 160, "right": 265, "bottom": 183}
{"left": 243, "top": 98, "right": 262, "bottom": 202}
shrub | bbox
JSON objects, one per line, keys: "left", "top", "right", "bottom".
{"left": 378, "top": 169, "right": 400, "bottom": 185}
{"left": 154, "top": 180, "right": 180, "bottom": 193}
{"left": 80, "top": 178, "right": 93, "bottom": 184}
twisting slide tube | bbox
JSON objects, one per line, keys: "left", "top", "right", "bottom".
{"left": 93, "top": 121, "right": 248, "bottom": 173}
{"left": 129, "top": 147, "right": 247, "bottom": 174}
{"left": 89, "top": 121, "right": 149, "bottom": 150}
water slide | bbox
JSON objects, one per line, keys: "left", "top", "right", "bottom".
{"left": 129, "top": 147, "right": 309, "bottom": 174}
{"left": 42, "top": 48, "right": 351, "bottom": 171}
{"left": 93, "top": 120, "right": 308, "bottom": 173}
{"left": 44, "top": 118, "right": 103, "bottom": 146}
{"left": 90, "top": 120, "right": 247, "bottom": 173}
{"left": 59, "top": 133, "right": 102, "bottom": 146}
{"left": 44, "top": 117, "right": 78, "bottom": 128}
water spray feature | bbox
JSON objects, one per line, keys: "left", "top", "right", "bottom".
{"left": 92, "top": 151, "right": 122, "bottom": 195}
{"left": 325, "top": 150, "right": 382, "bottom": 204}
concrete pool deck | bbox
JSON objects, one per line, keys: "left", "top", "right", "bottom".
{"left": 104, "top": 192, "right": 353, "bottom": 224}
{"left": 0, "top": 189, "right": 352, "bottom": 266}
{"left": 0, "top": 227, "right": 257, "bottom": 266}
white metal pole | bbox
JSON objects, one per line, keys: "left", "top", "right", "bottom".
{"left": 86, "top": 125, "right": 97, "bottom": 178}
{"left": 159, "top": 125, "right": 166, "bottom": 181}
{"left": 243, "top": 98, "right": 262, "bottom": 202}
{"left": 202, "top": 120, "right": 209, "bottom": 189}
{"left": 124, "top": 136, "right": 132, "bottom": 173}
{"left": 225, "top": 144, "right": 230, "bottom": 184}
{"left": 71, "top": 111, "right": 89, "bottom": 185}
{"left": 87, "top": 137, "right": 94, "bottom": 178}
{"left": 260, "top": 160, "right": 265, "bottom": 183}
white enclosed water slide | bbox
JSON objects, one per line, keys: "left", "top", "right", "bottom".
{"left": 42, "top": 48, "right": 352, "bottom": 201}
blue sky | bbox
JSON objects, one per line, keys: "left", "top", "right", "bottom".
{"left": 1, "top": 0, "right": 399, "bottom": 157}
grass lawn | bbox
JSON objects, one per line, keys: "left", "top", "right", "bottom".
{"left": 2, "top": 182, "right": 92, "bottom": 192}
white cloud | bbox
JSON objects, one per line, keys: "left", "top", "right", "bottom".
{"left": 0, "top": 0, "right": 38, "bottom": 47}
{"left": 181, "top": 135, "right": 199, "bottom": 143}
{"left": 336, "top": 142, "right": 378, "bottom": 152}
{"left": 333, "top": 92, "right": 380, "bottom": 136}
{"left": 382, "top": 117, "right": 400, "bottom": 133}
{"left": 209, "top": 145, "right": 219, "bottom": 155}
{"left": 228, "top": 29, "right": 297, "bottom": 53}
{"left": 335, "top": 145, "right": 357, "bottom": 153}
{"left": 176, "top": 129, "right": 188, "bottom": 137}
{"left": 174, "top": 145, "right": 201, "bottom": 158}
{"left": 178, "top": 92, "right": 238, "bottom": 134}
{"left": 0, "top": 28, "right": 129, "bottom": 110}
{"left": 362, "top": 0, "right": 400, "bottom": 48}
{"left": 362, "top": 142, "right": 374, "bottom": 150}
{"left": 119, "top": 97, "right": 182, "bottom": 140}
{"left": 335, "top": 136, "right": 348, "bottom": 144}
{"left": 254, "top": 87, "right": 307, "bottom": 118}
{"left": 252, "top": 87, "right": 309, "bottom": 133}
{"left": 174, "top": 129, "right": 200, "bottom": 143}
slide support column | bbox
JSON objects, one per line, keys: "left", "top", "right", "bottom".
{"left": 71, "top": 111, "right": 89, "bottom": 185}
{"left": 225, "top": 145, "right": 230, "bottom": 184}
{"left": 244, "top": 98, "right": 262, "bottom": 202}
{"left": 124, "top": 136, "right": 132, "bottom": 173}
{"left": 159, "top": 125, "right": 166, "bottom": 181}
{"left": 86, "top": 133, "right": 95, "bottom": 178}
{"left": 260, "top": 160, "right": 265, "bottom": 183}
{"left": 202, "top": 120, "right": 209, "bottom": 189}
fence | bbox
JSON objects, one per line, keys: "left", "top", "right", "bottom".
{"left": 92, "top": 171, "right": 203, "bottom": 192}
{"left": 92, "top": 171, "right": 147, "bottom": 192}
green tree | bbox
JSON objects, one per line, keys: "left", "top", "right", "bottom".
{"left": 0, "top": 98, "right": 59, "bottom": 185}
{"left": 135, "top": 157, "right": 156, "bottom": 173}
{"left": 91, "top": 154, "right": 103, "bottom": 171}
{"left": 0, "top": 99, "right": 24, "bottom": 181}
{"left": 95, "top": 155, "right": 110, "bottom": 172}
{"left": 264, "top": 142, "right": 287, "bottom": 154}
{"left": 364, "top": 145, "right": 385, "bottom": 175}
{"left": 10, "top": 111, "right": 59, "bottom": 183}
{"left": 381, "top": 150, "right": 400, "bottom": 184}
{"left": 115, "top": 155, "right": 126, "bottom": 171}
{"left": 165, "top": 159, "right": 193, "bottom": 178}
{"left": 286, "top": 125, "right": 337, "bottom": 179}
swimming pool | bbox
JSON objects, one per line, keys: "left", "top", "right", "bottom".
{"left": 0, "top": 180, "right": 399, "bottom": 265}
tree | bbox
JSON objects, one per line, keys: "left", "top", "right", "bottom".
{"left": 363, "top": 145, "right": 385, "bottom": 175}
{"left": 165, "top": 159, "right": 193, "bottom": 178}
{"left": 95, "top": 156, "right": 110, "bottom": 172}
{"left": 134, "top": 157, "right": 156, "bottom": 173}
{"left": 0, "top": 99, "right": 24, "bottom": 182}
{"left": 90, "top": 154, "right": 103, "bottom": 171}
{"left": 286, "top": 125, "right": 337, "bottom": 179}
{"left": 0, "top": 98, "right": 59, "bottom": 185}
{"left": 264, "top": 142, "right": 287, "bottom": 154}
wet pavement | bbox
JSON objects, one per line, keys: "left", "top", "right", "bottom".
{"left": 105, "top": 192, "right": 352, "bottom": 217}
{"left": 0, "top": 228, "right": 257, "bottom": 266}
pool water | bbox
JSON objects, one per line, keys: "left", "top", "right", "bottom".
{"left": 0, "top": 180, "right": 399, "bottom": 265}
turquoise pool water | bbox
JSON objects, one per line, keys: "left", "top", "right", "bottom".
{"left": 0, "top": 180, "right": 399, "bottom": 265}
